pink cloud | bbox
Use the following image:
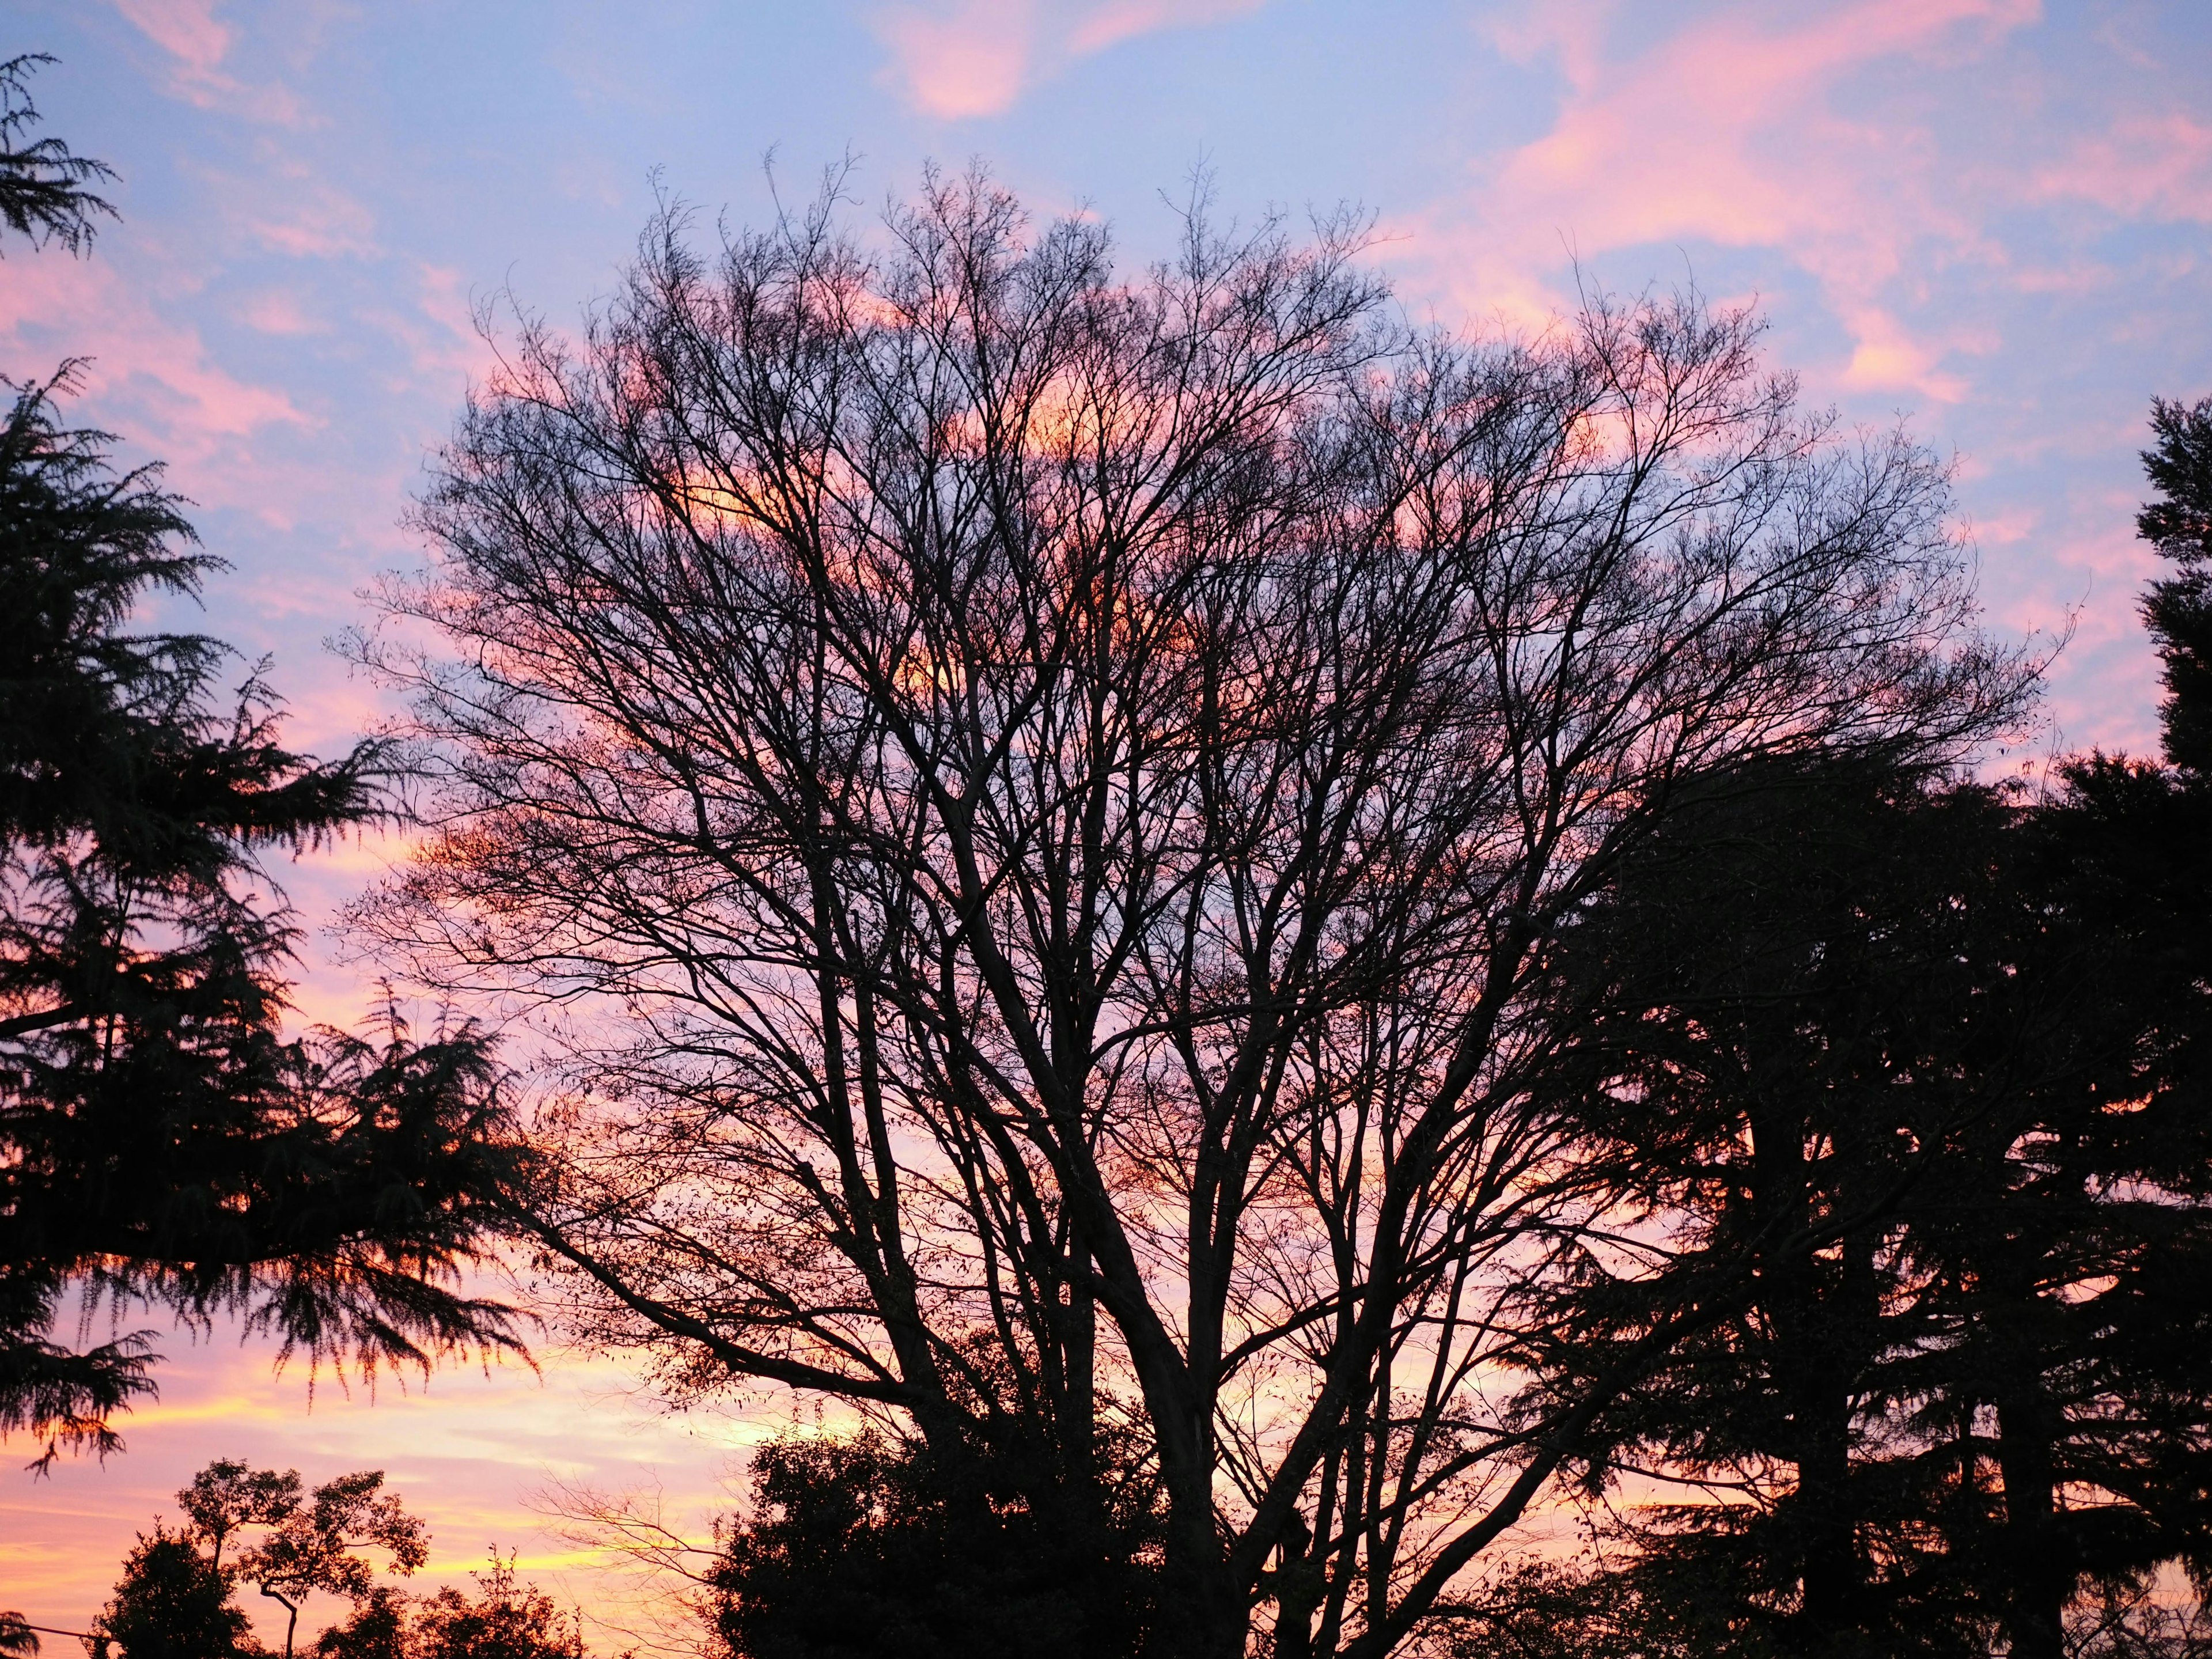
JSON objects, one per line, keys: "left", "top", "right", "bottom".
{"left": 873, "top": 0, "right": 1266, "bottom": 119}
{"left": 1972, "top": 506, "right": 2041, "bottom": 547}
{"left": 175, "top": 147, "right": 382, "bottom": 264}
{"left": 1838, "top": 306, "right": 1974, "bottom": 403}
{"left": 0, "top": 251, "right": 502, "bottom": 646}
{"left": 875, "top": 0, "right": 1037, "bottom": 119}
{"left": 2035, "top": 114, "right": 2212, "bottom": 222}
{"left": 0, "top": 253, "right": 309, "bottom": 457}
{"left": 111, "top": 0, "right": 232, "bottom": 73}
{"left": 111, "top": 0, "right": 315, "bottom": 126}
{"left": 1396, "top": 0, "right": 2040, "bottom": 398}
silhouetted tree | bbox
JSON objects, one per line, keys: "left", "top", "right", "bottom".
{"left": 2139, "top": 395, "right": 2212, "bottom": 774}
{"left": 1902, "top": 758, "right": 2212, "bottom": 1659}
{"left": 0, "top": 378, "right": 525, "bottom": 1463}
{"left": 310, "top": 1591, "right": 407, "bottom": 1659}
{"left": 0, "top": 59, "right": 525, "bottom": 1465}
{"left": 1522, "top": 760, "right": 2212, "bottom": 1658}
{"left": 311, "top": 1556, "right": 585, "bottom": 1659}
{"left": 1512, "top": 757, "right": 2014, "bottom": 1659}
{"left": 99, "top": 1461, "right": 426, "bottom": 1659}
{"left": 408, "top": 1555, "right": 584, "bottom": 1659}
{"left": 359, "top": 168, "right": 2028, "bottom": 1657}
{"left": 96, "top": 1523, "right": 260, "bottom": 1659}
{"left": 711, "top": 1429, "right": 1163, "bottom": 1659}
{"left": 231, "top": 1470, "right": 428, "bottom": 1659}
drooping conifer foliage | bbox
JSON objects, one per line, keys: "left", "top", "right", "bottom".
{"left": 0, "top": 57, "right": 523, "bottom": 1468}
{"left": 1509, "top": 759, "right": 2020, "bottom": 1659}
{"left": 1510, "top": 753, "right": 2212, "bottom": 1659}
{"left": 0, "top": 370, "right": 525, "bottom": 1466}
{"left": 0, "top": 54, "right": 116, "bottom": 256}
{"left": 2139, "top": 395, "right": 2212, "bottom": 775}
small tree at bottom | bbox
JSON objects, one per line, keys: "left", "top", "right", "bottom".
{"left": 97, "top": 1522, "right": 262, "bottom": 1659}
{"left": 313, "top": 1556, "right": 584, "bottom": 1659}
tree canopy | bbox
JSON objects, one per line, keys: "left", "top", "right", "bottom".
{"left": 359, "top": 171, "right": 2032, "bottom": 1659}
{"left": 1505, "top": 745, "right": 2212, "bottom": 1659}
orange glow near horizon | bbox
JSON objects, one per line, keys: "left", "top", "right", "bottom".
{"left": 1, "top": 1317, "right": 779, "bottom": 1650}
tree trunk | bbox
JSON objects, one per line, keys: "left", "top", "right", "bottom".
{"left": 261, "top": 1590, "right": 300, "bottom": 1659}
{"left": 1995, "top": 1370, "right": 2066, "bottom": 1659}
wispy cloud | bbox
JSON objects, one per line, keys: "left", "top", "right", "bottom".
{"left": 1066, "top": 0, "right": 1262, "bottom": 55}
{"left": 243, "top": 169, "right": 380, "bottom": 258}
{"left": 872, "top": 0, "right": 1265, "bottom": 119}
{"left": 111, "top": 0, "right": 315, "bottom": 126}
{"left": 1401, "top": 0, "right": 2039, "bottom": 400}
{"left": 112, "top": 0, "right": 233, "bottom": 72}
{"left": 0, "top": 253, "right": 309, "bottom": 456}
{"left": 2035, "top": 113, "right": 2212, "bottom": 222}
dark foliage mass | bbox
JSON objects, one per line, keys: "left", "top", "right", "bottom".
{"left": 1502, "top": 742, "right": 2212, "bottom": 1659}
{"left": 0, "top": 63, "right": 524, "bottom": 1469}
{"left": 99, "top": 1525, "right": 260, "bottom": 1659}
{"left": 316, "top": 1557, "right": 586, "bottom": 1659}
{"left": 2139, "top": 395, "right": 2212, "bottom": 774}
{"left": 712, "top": 1430, "right": 1162, "bottom": 1659}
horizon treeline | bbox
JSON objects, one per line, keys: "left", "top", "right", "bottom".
{"left": 4, "top": 51, "right": 2210, "bottom": 1659}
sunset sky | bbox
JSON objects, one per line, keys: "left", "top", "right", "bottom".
{"left": 5, "top": 0, "right": 2211, "bottom": 1644}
